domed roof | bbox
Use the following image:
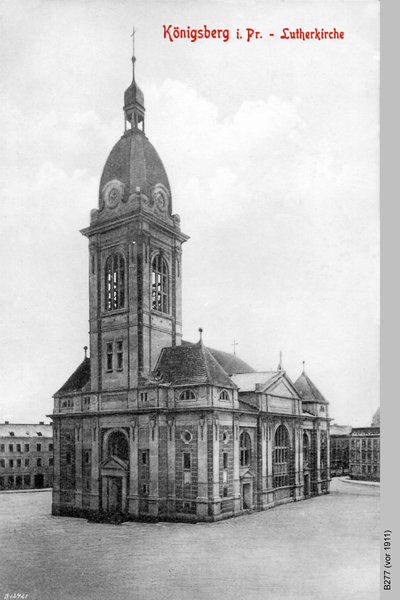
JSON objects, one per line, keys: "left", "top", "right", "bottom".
{"left": 99, "top": 128, "right": 171, "bottom": 201}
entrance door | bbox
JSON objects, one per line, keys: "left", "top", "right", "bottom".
{"left": 242, "top": 483, "right": 252, "bottom": 509}
{"left": 304, "top": 473, "right": 310, "bottom": 497}
{"left": 107, "top": 477, "right": 123, "bottom": 513}
{"left": 34, "top": 474, "right": 44, "bottom": 489}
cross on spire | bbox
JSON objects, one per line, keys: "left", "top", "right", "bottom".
{"left": 232, "top": 339, "right": 238, "bottom": 355}
{"left": 131, "top": 27, "right": 136, "bottom": 56}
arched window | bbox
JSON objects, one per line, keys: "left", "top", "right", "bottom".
{"left": 152, "top": 254, "right": 169, "bottom": 313}
{"left": 107, "top": 431, "right": 129, "bottom": 462}
{"left": 105, "top": 253, "right": 125, "bottom": 311}
{"left": 219, "top": 390, "right": 229, "bottom": 400}
{"left": 239, "top": 432, "right": 251, "bottom": 467}
{"left": 179, "top": 389, "right": 196, "bottom": 400}
{"left": 273, "top": 425, "right": 290, "bottom": 488}
{"left": 303, "top": 432, "right": 310, "bottom": 464}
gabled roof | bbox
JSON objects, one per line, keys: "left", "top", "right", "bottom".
{"left": 155, "top": 341, "right": 237, "bottom": 388}
{"left": 182, "top": 340, "right": 255, "bottom": 375}
{"left": 231, "top": 371, "right": 282, "bottom": 392}
{"left": 54, "top": 357, "right": 91, "bottom": 397}
{"left": 293, "top": 371, "right": 328, "bottom": 404}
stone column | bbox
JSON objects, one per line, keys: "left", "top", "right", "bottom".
{"left": 52, "top": 421, "right": 61, "bottom": 510}
{"left": 167, "top": 414, "right": 176, "bottom": 516}
{"left": 128, "top": 418, "right": 139, "bottom": 516}
{"left": 315, "top": 422, "right": 322, "bottom": 494}
{"left": 211, "top": 413, "right": 221, "bottom": 518}
{"left": 148, "top": 415, "right": 159, "bottom": 517}
{"left": 260, "top": 419, "right": 267, "bottom": 508}
{"left": 267, "top": 421, "right": 273, "bottom": 491}
{"left": 196, "top": 414, "right": 208, "bottom": 519}
{"left": 233, "top": 414, "right": 240, "bottom": 513}
{"left": 74, "top": 422, "right": 83, "bottom": 509}
{"left": 90, "top": 418, "right": 100, "bottom": 511}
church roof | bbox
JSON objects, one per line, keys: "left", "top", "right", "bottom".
{"left": 293, "top": 371, "right": 328, "bottom": 404}
{"left": 54, "top": 357, "right": 91, "bottom": 397}
{"left": 181, "top": 341, "right": 255, "bottom": 375}
{"left": 155, "top": 341, "right": 237, "bottom": 388}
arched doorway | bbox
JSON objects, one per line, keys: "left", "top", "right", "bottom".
{"left": 101, "top": 429, "right": 129, "bottom": 514}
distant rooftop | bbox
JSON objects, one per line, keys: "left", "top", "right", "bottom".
{"left": 0, "top": 423, "right": 53, "bottom": 438}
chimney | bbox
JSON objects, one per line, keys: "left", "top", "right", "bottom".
{"left": 5, "top": 421, "right": 9, "bottom": 424}
{"left": 39, "top": 421, "right": 44, "bottom": 425}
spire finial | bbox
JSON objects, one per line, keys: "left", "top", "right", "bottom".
{"left": 131, "top": 26, "right": 136, "bottom": 56}
{"left": 302, "top": 360, "right": 305, "bottom": 373}
{"left": 277, "top": 351, "right": 283, "bottom": 370}
{"left": 84, "top": 346, "right": 88, "bottom": 359}
{"left": 198, "top": 328, "right": 203, "bottom": 341}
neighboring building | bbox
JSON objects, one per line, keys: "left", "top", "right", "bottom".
{"left": 330, "top": 425, "right": 352, "bottom": 476}
{"left": 371, "top": 407, "right": 380, "bottom": 427}
{"left": 0, "top": 422, "right": 53, "bottom": 490}
{"left": 50, "top": 44, "right": 331, "bottom": 522}
{"left": 349, "top": 427, "right": 380, "bottom": 482}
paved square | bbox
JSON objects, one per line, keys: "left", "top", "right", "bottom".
{"left": 0, "top": 479, "right": 379, "bottom": 600}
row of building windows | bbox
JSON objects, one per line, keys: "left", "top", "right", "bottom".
{"left": 104, "top": 253, "right": 170, "bottom": 314}
{"left": 351, "top": 465, "right": 379, "bottom": 474}
{"left": 350, "top": 451, "right": 380, "bottom": 461}
{"left": 0, "top": 457, "right": 53, "bottom": 468}
{"left": 0, "top": 443, "right": 53, "bottom": 453}
{"left": 351, "top": 439, "right": 379, "bottom": 449}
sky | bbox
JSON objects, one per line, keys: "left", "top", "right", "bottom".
{"left": 0, "top": 0, "right": 379, "bottom": 427}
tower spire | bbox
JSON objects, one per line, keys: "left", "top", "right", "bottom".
{"left": 124, "top": 28, "right": 145, "bottom": 132}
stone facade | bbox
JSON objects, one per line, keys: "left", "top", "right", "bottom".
{"left": 349, "top": 427, "right": 380, "bottom": 482}
{"left": 50, "top": 45, "right": 331, "bottom": 522}
{"left": 0, "top": 422, "right": 53, "bottom": 490}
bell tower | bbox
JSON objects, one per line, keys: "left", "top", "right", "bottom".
{"left": 81, "top": 36, "right": 189, "bottom": 397}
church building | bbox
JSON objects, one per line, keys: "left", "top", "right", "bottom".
{"left": 51, "top": 44, "right": 330, "bottom": 522}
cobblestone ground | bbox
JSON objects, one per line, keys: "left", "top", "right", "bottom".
{"left": 0, "top": 479, "right": 379, "bottom": 600}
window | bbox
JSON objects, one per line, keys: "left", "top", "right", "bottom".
{"left": 151, "top": 254, "right": 169, "bottom": 313}
{"left": 142, "top": 483, "right": 149, "bottom": 495}
{"left": 24, "top": 475, "right": 30, "bottom": 486}
{"left": 9, "top": 431, "right": 15, "bottom": 437}
{"left": 49, "top": 444, "right": 53, "bottom": 451}
{"left": 219, "top": 390, "right": 229, "bottom": 400}
{"left": 0, "top": 444, "right": 4, "bottom": 452}
{"left": 223, "top": 452, "right": 228, "bottom": 470}
{"left": 24, "top": 444, "right": 29, "bottom": 452}
{"left": 179, "top": 389, "right": 196, "bottom": 400}
{"left": 0, "top": 459, "right": 5, "bottom": 468}
{"left": 273, "top": 425, "right": 290, "bottom": 488}
{"left": 83, "top": 396, "right": 90, "bottom": 407}
{"left": 0, "top": 477, "right": 4, "bottom": 489}
{"left": 106, "top": 342, "right": 113, "bottom": 371}
{"left": 37, "top": 432, "right": 43, "bottom": 437}
{"left": 61, "top": 399, "right": 73, "bottom": 408}
{"left": 66, "top": 452, "right": 72, "bottom": 465}
{"left": 303, "top": 432, "right": 310, "bottom": 464}
{"left": 16, "top": 444, "right": 21, "bottom": 452}
{"left": 37, "top": 458, "right": 42, "bottom": 467}
{"left": 183, "top": 452, "right": 191, "bottom": 470}
{"left": 37, "top": 444, "right": 42, "bottom": 452}
{"left": 9, "top": 459, "right": 14, "bottom": 468}
{"left": 140, "top": 392, "right": 148, "bottom": 402}
{"left": 49, "top": 458, "right": 54, "bottom": 467}
{"left": 8, "top": 476, "right": 14, "bottom": 487}
{"left": 239, "top": 432, "right": 251, "bottom": 467}
{"left": 116, "top": 341, "right": 123, "bottom": 370}
{"left": 25, "top": 459, "right": 29, "bottom": 467}
{"left": 84, "top": 451, "right": 91, "bottom": 465}
{"left": 105, "top": 253, "right": 125, "bottom": 311}
{"left": 9, "top": 444, "right": 13, "bottom": 453}
{"left": 16, "top": 459, "right": 21, "bottom": 468}
{"left": 142, "top": 451, "right": 149, "bottom": 466}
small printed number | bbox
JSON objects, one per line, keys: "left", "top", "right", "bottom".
{"left": 4, "top": 594, "right": 28, "bottom": 599}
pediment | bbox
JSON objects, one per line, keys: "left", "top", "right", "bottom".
{"left": 263, "top": 375, "right": 300, "bottom": 399}
{"left": 100, "top": 455, "right": 128, "bottom": 471}
{"left": 240, "top": 468, "right": 255, "bottom": 481}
